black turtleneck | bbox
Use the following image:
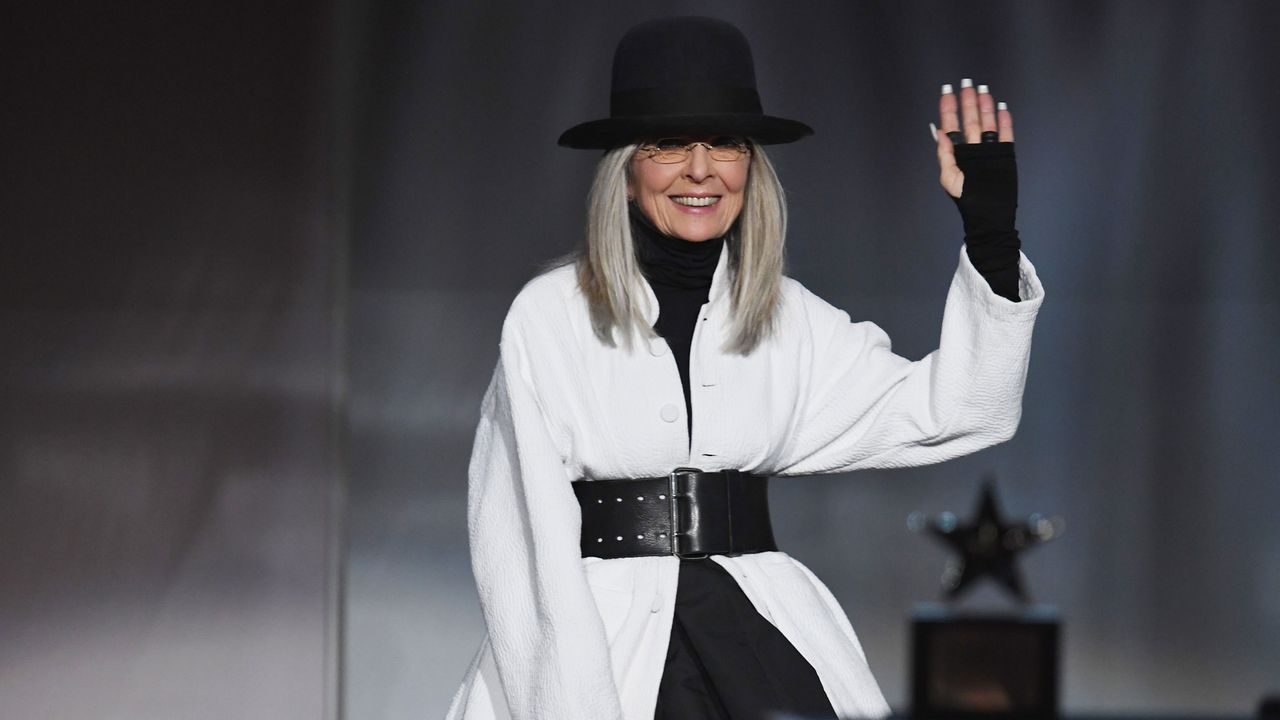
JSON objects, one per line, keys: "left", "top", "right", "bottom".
{"left": 630, "top": 202, "right": 726, "bottom": 441}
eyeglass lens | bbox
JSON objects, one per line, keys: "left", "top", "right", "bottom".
{"left": 644, "top": 137, "right": 749, "bottom": 163}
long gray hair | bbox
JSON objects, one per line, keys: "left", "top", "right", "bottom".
{"left": 570, "top": 141, "right": 787, "bottom": 355}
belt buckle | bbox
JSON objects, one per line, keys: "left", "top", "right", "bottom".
{"left": 668, "top": 466, "right": 708, "bottom": 559}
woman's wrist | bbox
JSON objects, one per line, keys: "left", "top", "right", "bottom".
{"left": 950, "top": 142, "right": 1018, "bottom": 235}
{"left": 950, "top": 142, "right": 1021, "bottom": 301}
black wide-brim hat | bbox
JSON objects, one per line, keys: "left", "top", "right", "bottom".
{"left": 558, "top": 16, "right": 813, "bottom": 149}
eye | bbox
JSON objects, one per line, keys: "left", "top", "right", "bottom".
{"left": 653, "top": 138, "right": 686, "bottom": 150}
{"left": 710, "top": 136, "right": 746, "bottom": 149}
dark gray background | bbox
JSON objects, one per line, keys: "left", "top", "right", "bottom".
{"left": 1, "top": 1, "right": 342, "bottom": 718}
{"left": 3, "top": 2, "right": 1277, "bottom": 719}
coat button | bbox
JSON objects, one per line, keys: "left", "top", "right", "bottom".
{"left": 649, "top": 339, "right": 668, "bottom": 357}
{"left": 660, "top": 404, "right": 680, "bottom": 422}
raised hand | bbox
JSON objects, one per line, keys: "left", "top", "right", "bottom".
{"left": 929, "top": 79, "right": 1022, "bottom": 302}
{"left": 932, "top": 79, "right": 1015, "bottom": 198}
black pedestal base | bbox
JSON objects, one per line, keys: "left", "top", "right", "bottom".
{"left": 910, "top": 603, "right": 1060, "bottom": 720}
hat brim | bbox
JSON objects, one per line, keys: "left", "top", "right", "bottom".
{"left": 557, "top": 113, "right": 813, "bottom": 149}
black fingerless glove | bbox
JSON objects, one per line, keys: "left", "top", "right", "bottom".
{"left": 950, "top": 141, "right": 1021, "bottom": 302}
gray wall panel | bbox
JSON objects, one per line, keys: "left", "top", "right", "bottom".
{"left": 0, "top": 2, "right": 341, "bottom": 718}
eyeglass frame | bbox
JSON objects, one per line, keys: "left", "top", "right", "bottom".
{"left": 633, "top": 136, "right": 753, "bottom": 164}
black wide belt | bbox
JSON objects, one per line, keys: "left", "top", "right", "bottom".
{"left": 572, "top": 467, "right": 778, "bottom": 559}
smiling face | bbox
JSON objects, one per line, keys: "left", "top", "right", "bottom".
{"left": 627, "top": 136, "right": 750, "bottom": 242}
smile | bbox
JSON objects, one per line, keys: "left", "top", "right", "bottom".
{"left": 670, "top": 196, "right": 720, "bottom": 207}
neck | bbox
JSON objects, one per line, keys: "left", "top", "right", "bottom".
{"left": 629, "top": 202, "right": 727, "bottom": 289}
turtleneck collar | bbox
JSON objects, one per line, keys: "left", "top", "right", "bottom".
{"left": 629, "top": 201, "right": 728, "bottom": 290}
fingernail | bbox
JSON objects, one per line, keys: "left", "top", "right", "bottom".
{"left": 977, "top": 84, "right": 989, "bottom": 94}
{"left": 960, "top": 78, "right": 973, "bottom": 88}
{"left": 941, "top": 83, "right": 953, "bottom": 95}
{"left": 997, "top": 101, "right": 1008, "bottom": 111}
{"left": 929, "top": 122, "right": 939, "bottom": 141}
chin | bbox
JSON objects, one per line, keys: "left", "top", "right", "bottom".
{"left": 672, "top": 221, "right": 730, "bottom": 243}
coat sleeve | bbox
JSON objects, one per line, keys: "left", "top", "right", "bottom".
{"left": 774, "top": 244, "right": 1045, "bottom": 476}
{"left": 466, "top": 308, "right": 624, "bottom": 720}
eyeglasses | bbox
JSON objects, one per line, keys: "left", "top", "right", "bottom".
{"left": 635, "top": 136, "right": 751, "bottom": 164}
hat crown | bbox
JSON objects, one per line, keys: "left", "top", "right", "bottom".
{"left": 611, "top": 17, "right": 757, "bottom": 94}
{"left": 556, "top": 16, "right": 812, "bottom": 148}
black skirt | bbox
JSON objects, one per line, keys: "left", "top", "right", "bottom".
{"left": 653, "top": 558, "right": 840, "bottom": 720}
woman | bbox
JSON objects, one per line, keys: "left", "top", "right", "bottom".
{"left": 446, "top": 16, "right": 1042, "bottom": 720}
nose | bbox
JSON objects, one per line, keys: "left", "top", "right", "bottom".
{"left": 684, "top": 143, "right": 712, "bottom": 182}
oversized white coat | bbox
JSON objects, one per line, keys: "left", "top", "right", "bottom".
{"left": 445, "top": 243, "right": 1045, "bottom": 720}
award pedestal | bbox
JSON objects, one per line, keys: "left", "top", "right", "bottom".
{"left": 910, "top": 602, "right": 1060, "bottom": 720}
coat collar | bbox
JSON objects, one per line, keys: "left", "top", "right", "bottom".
{"left": 638, "top": 240, "right": 732, "bottom": 327}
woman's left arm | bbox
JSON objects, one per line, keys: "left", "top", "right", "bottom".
{"left": 774, "top": 247, "right": 1043, "bottom": 476}
{"left": 774, "top": 81, "right": 1044, "bottom": 476}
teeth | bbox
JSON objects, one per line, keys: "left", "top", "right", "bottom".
{"left": 672, "top": 196, "right": 719, "bottom": 207}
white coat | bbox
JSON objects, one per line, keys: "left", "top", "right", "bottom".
{"left": 445, "top": 243, "right": 1045, "bottom": 720}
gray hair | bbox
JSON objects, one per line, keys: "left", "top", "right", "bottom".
{"left": 570, "top": 141, "right": 787, "bottom": 355}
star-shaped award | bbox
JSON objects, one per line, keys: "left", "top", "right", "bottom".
{"left": 909, "top": 478, "right": 1062, "bottom": 603}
